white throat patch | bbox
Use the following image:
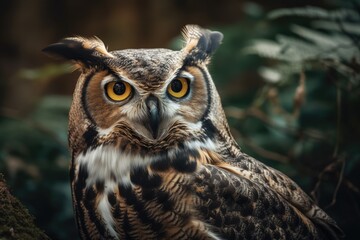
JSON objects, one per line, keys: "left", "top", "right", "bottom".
{"left": 76, "top": 145, "right": 153, "bottom": 187}
{"left": 75, "top": 138, "right": 217, "bottom": 186}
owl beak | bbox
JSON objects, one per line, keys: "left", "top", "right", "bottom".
{"left": 146, "top": 95, "right": 160, "bottom": 139}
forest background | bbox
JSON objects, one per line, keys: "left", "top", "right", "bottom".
{"left": 0, "top": 0, "right": 359, "bottom": 239}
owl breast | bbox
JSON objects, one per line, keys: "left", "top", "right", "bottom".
{"left": 71, "top": 139, "right": 220, "bottom": 240}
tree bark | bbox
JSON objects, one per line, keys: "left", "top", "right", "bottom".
{"left": 0, "top": 174, "right": 50, "bottom": 240}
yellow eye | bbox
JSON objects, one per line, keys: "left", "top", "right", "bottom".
{"left": 167, "top": 77, "right": 190, "bottom": 99}
{"left": 105, "top": 81, "right": 132, "bottom": 101}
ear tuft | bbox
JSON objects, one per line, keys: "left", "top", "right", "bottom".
{"left": 182, "top": 25, "right": 223, "bottom": 61}
{"left": 42, "top": 37, "right": 113, "bottom": 69}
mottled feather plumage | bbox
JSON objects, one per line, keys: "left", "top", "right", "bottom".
{"left": 43, "top": 25, "right": 344, "bottom": 239}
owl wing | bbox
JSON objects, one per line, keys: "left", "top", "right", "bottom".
{"left": 193, "top": 155, "right": 344, "bottom": 239}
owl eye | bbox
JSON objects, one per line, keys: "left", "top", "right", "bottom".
{"left": 105, "top": 81, "right": 132, "bottom": 101}
{"left": 167, "top": 77, "right": 190, "bottom": 99}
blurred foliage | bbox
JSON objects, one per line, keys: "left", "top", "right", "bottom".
{"left": 219, "top": 3, "right": 360, "bottom": 239}
{"left": 0, "top": 94, "right": 76, "bottom": 239}
{"left": 1, "top": 1, "right": 360, "bottom": 240}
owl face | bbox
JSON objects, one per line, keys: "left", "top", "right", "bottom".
{"left": 83, "top": 49, "right": 209, "bottom": 142}
{"left": 43, "top": 25, "right": 227, "bottom": 155}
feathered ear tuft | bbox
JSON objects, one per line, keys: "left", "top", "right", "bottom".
{"left": 42, "top": 36, "right": 113, "bottom": 70}
{"left": 181, "top": 25, "right": 223, "bottom": 63}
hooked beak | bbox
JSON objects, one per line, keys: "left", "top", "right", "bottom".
{"left": 145, "top": 95, "right": 160, "bottom": 139}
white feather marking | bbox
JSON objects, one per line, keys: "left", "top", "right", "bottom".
{"left": 76, "top": 145, "right": 153, "bottom": 187}
{"left": 98, "top": 193, "right": 118, "bottom": 239}
{"left": 97, "top": 125, "right": 115, "bottom": 136}
{"left": 185, "top": 138, "right": 217, "bottom": 151}
{"left": 207, "top": 231, "right": 224, "bottom": 240}
{"left": 162, "top": 101, "right": 181, "bottom": 118}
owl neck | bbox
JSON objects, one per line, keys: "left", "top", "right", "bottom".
{"left": 70, "top": 114, "right": 241, "bottom": 165}
{"left": 73, "top": 137, "right": 220, "bottom": 182}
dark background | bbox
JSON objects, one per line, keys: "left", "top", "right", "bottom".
{"left": 1, "top": 0, "right": 359, "bottom": 239}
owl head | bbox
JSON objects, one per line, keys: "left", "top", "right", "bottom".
{"left": 43, "top": 25, "right": 239, "bottom": 158}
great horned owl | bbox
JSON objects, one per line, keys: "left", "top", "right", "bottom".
{"left": 43, "top": 25, "right": 344, "bottom": 239}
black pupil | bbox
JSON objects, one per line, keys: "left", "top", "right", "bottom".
{"left": 171, "top": 79, "right": 183, "bottom": 93}
{"left": 113, "top": 82, "right": 126, "bottom": 95}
